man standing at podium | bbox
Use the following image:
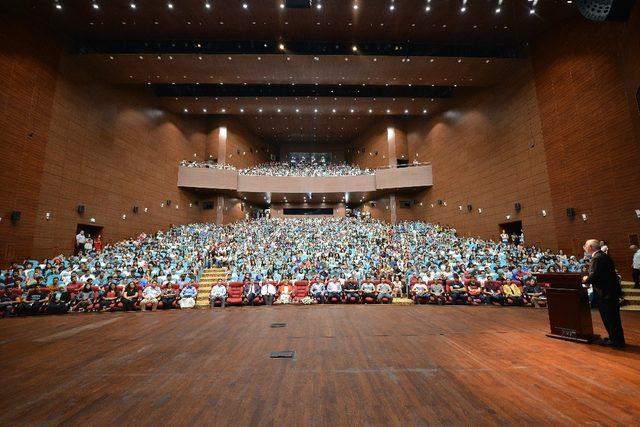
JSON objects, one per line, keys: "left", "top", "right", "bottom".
{"left": 583, "top": 239, "right": 626, "bottom": 348}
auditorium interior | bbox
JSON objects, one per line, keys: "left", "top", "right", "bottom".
{"left": 1, "top": 0, "right": 640, "bottom": 425}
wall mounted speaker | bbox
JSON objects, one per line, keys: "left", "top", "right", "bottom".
{"left": 467, "top": 204, "right": 473, "bottom": 212}
{"left": 132, "top": 206, "right": 139, "bottom": 214}
{"left": 77, "top": 205, "right": 85, "bottom": 214}
{"left": 437, "top": 199, "right": 443, "bottom": 206}
{"left": 166, "top": 200, "right": 171, "bottom": 206}
{"left": 515, "top": 202, "right": 522, "bottom": 212}
{"left": 11, "top": 211, "right": 21, "bottom": 222}
{"left": 566, "top": 208, "right": 576, "bottom": 218}
{"left": 576, "top": 0, "right": 636, "bottom": 21}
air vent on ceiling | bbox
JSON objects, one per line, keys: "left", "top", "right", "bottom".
{"left": 285, "top": 0, "right": 312, "bottom": 8}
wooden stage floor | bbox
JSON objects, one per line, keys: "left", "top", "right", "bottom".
{"left": 1, "top": 305, "right": 639, "bottom": 426}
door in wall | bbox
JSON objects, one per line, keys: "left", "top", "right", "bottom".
{"left": 498, "top": 220, "right": 523, "bottom": 244}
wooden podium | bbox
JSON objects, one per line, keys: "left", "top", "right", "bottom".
{"left": 535, "top": 273, "right": 598, "bottom": 344}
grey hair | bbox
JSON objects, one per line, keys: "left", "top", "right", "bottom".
{"left": 585, "top": 239, "right": 601, "bottom": 251}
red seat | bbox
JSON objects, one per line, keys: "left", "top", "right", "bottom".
{"left": 293, "top": 280, "right": 309, "bottom": 302}
{"left": 226, "top": 282, "right": 244, "bottom": 306}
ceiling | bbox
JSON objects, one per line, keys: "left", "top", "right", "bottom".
{"left": 8, "top": 0, "right": 582, "bottom": 145}
{"left": 10, "top": 0, "right": 579, "bottom": 44}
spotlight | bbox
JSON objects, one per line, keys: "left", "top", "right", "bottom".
{"left": 316, "top": 3, "right": 322, "bottom": 9}
{"left": 167, "top": 2, "right": 174, "bottom": 9}
{"left": 352, "top": 45, "right": 358, "bottom": 52}
{"left": 92, "top": 3, "right": 99, "bottom": 10}
{"left": 278, "top": 43, "right": 285, "bottom": 51}
{"left": 130, "top": 2, "right": 136, "bottom": 9}
{"left": 242, "top": 2, "right": 248, "bottom": 10}
{"left": 55, "top": 2, "right": 62, "bottom": 9}
{"left": 205, "top": 2, "right": 211, "bottom": 9}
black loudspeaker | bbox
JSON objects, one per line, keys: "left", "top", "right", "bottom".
{"left": 285, "top": 0, "right": 312, "bottom": 8}
{"left": 467, "top": 204, "right": 473, "bottom": 212}
{"left": 11, "top": 211, "right": 21, "bottom": 222}
{"left": 515, "top": 202, "right": 522, "bottom": 212}
{"left": 166, "top": 200, "right": 171, "bottom": 206}
{"left": 133, "top": 206, "right": 139, "bottom": 214}
{"left": 566, "top": 208, "right": 576, "bottom": 218}
{"left": 437, "top": 199, "right": 443, "bottom": 206}
{"left": 576, "top": 0, "right": 636, "bottom": 21}
{"left": 77, "top": 205, "right": 85, "bottom": 214}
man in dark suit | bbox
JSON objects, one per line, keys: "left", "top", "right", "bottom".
{"left": 583, "top": 239, "right": 626, "bottom": 348}
{"left": 243, "top": 279, "right": 261, "bottom": 306}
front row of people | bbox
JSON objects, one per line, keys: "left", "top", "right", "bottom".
{"left": 410, "top": 276, "right": 546, "bottom": 307}
{"left": 2, "top": 276, "right": 547, "bottom": 316}
{"left": 1, "top": 279, "right": 202, "bottom": 316}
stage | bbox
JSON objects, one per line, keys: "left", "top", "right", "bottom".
{"left": 1, "top": 306, "right": 639, "bottom": 426}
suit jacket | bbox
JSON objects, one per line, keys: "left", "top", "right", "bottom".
{"left": 244, "top": 283, "right": 260, "bottom": 295}
{"left": 588, "top": 250, "right": 621, "bottom": 298}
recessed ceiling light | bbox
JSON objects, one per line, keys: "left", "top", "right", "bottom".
{"left": 240, "top": 108, "right": 244, "bottom": 113}
{"left": 92, "top": 3, "right": 99, "bottom": 10}
{"left": 203, "top": 108, "right": 207, "bottom": 113}
{"left": 279, "top": 43, "right": 285, "bottom": 51}
{"left": 183, "top": 108, "right": 188, "bottom": 113}
{"left": 352, "top": 45, "right": 358, "bottom": 52}
{"left": 205, "top": 2, "right": 211, "bottom": 9}
{"left": 167, "top": 2, "right": 174, "bottom": 9}
{"left": 130, "top": 2, "right": 136, "bottom": 9}
{"left": 353, "top": 3, "right": 359, "bottom": 10}
{"left": 258, "top": 108, "right": 263, "bottom": 113}
{"left": 280, "top": 2, "right": 285, "bottom": 9}
{"left": 242, "top": 3, "right": 248, "bottom": 10}
{"left": 316, "top": 3, "right": 322, "bottom": 9}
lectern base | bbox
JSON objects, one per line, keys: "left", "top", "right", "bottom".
{"left": 546, "top": 333, "right": 600, "bottom": 344}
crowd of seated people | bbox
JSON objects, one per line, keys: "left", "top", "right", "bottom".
{"left": 1, "top": 217, "right": 589, "bottom": 317}
{"left": 0, "top": 224, "right": 211, "bottom": 317}
{"left": 238, "top": 161, "right": 374, "bottom": 177}
{"left": 180, "top": 160, "right": 237, "bottom": 170}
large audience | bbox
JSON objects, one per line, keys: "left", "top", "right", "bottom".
{"left": 181, "top": 160, "right": 373, "bottom": 177}
{"left": 238, "top": 161, "right": 373, "bottom": 177}
{"left": 1, "top": 218, "right": 591, "bottom": 316}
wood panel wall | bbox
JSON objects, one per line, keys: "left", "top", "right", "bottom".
{"left": 406, "top": 60, "right": 557, "bottom": 249}
{"left": 0, "top": 19, "right": 61, "bottom": 263}
{"left": 531, "top": 10, "right": 640, "bottom": 274}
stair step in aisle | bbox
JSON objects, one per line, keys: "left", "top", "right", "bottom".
{"left": 196, "top": 268, "right": 228, "bottom": 307}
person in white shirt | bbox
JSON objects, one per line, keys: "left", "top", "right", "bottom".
{"left": 411, "top": 281, "right": 429, "bottom": 305}
{"left": 210, "top": 280, "right": 227, "bottom": 308}
{"left": 83, "top": 234, "right": 93, "bottom": 253}
{"left": 75, "top": 231, "right": 86, "bottom": 254}
{"left": 140, "top": 281, "right": 162, "bottom": 311}
{"left": 326, "top": 276, "right": 342, "bottom": 301}
{"left": 260, "top": 281, "right": 277, "bottom": 305}
{"left": 376, "top": 281, "right": 393, "bottom": 303}
{"left": 631, "top": 245, "right": 640, "bottom": 289}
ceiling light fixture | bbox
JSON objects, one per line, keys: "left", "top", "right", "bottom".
{"left": 167, "top": 2, "right": 174, "bottom": 9}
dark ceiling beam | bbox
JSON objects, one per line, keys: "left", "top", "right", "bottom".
{"left": 153, "top": 84, "right": 454, "bottom": 98}
{"left": 76, "top": 40, "right": 527, "bottom": 59}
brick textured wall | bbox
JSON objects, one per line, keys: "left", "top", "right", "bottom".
{"left": 531, "top": 12, "right": 640, "bottom": 274}
{"left": 406, "top": 61, "right": 558, "bottom": 249}
{"left": 30, "top": 52, "right": 208, "bottom": 259}
{"left": 0, "top": 19, "right": 60, "bottom": 263}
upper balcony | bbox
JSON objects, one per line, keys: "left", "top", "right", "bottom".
{"left": 178, "top": 163, "right": 432, "bottom": 194}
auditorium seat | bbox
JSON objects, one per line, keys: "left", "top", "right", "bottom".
{"left": 293, "top": 280, "right": 309, "bottom": 302}
{"left": 226, "top": 282, "right": 244, "bottom": 306}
